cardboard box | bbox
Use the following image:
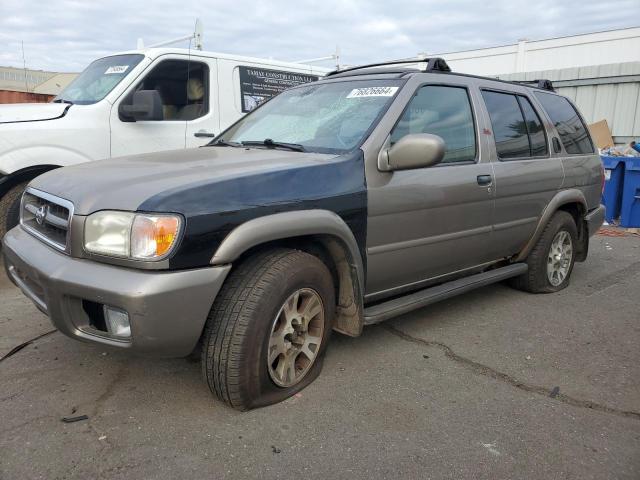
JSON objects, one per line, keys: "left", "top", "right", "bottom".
{"left": 588, "top": 119, "right": 615, "bottom": 149}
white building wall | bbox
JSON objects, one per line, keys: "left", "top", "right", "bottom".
{"left": 437, "top": 27, "right": 640, "bottom": 76}
{"left": 0, "top": 66, "right": 56, "bottom": 93}
{"left": 435, "top": 27, "right": 640, "bottom": 145}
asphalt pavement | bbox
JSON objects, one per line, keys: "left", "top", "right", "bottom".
{"left": 1, "top": 230, "right": 639, "bottom": 479}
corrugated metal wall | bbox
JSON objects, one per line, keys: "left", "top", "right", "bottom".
{"left": 499, "top": 62, "right": 640, "bottom": 145}
{"left": 0, "top": 90, "right": 53, "bottom": 104}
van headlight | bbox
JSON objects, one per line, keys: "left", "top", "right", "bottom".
{"left": 84, "top": 211, "right": 182, "bottom": 260}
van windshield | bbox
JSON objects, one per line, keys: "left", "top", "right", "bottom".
{"left": 54, "top": 54, "right": 144, "bottom": 105}
{"left": 221, "top": 80, "right": 403, "bottom": 154}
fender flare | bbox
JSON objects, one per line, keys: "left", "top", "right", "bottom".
{"left": 210, "top": 209, "right": 365, "bottom": 294}
{"left": 515, "top": 189, "right": 587, "bottom": 262}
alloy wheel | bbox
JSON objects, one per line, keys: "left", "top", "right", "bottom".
{"left": 547, "top": 230, "right": 573, "bottom": 286}
{"left": 267, "top": 288, "right": 325, "bottom": 387}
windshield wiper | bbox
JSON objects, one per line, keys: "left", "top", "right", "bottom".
{"left": 209, "top": 138, "right": 242, "bottom": 147}
{"left": 52, "top": 98, "right": 73, "bottom": 105}
{"left": 241, "top": 139, "right": 305, "bottom": 152}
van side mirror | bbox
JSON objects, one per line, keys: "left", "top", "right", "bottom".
{"left": 378, "top": 134, "right": 446, "bottom": 171}
{"left": 119, "top": 90, "right": 163, "bottom": 122}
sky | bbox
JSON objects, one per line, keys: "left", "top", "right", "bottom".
{"left": 1, "top": 0, "right": 639, "bottom": 73}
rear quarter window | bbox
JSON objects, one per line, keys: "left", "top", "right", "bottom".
{"left": 534, "top": 92, "right": 594, "bottom": 155}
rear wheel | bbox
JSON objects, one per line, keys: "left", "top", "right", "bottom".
{"left": 0, "top": 181, "right": 28, "bottom": 241}
{"left": 201, "top": 248, "right": 335, "bottom": 410}
{"left": 510, "top": 211, "right": 578, "bottom": 293}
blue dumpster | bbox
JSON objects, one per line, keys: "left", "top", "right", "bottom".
{"left": 601, "top": 156, "right": 626, "bottom": 223}
{"left": 619, "top": 157, "right": 640, "bottom": 228}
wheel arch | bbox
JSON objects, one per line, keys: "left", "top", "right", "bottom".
{"left": 210, "top": 210, "right": 366, "bottom": 336}
{"left": 515, "top": 189, "right": 588, "bottom": 262}
{"left": 0, "top": 164, "right": 61, "bottom": 198}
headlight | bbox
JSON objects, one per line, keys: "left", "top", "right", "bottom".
{"left": 84, "top": 211, "right": 181, "bottom": 260}
{"left": 84, "top": 211, "right": 134, "bottom": 257}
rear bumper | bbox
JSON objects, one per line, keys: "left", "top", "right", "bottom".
{"left": 585, "top": 204, "right": 606, "bottom": 237}
{"left": 3, "top": 227, "right": 230, "bottom": 357}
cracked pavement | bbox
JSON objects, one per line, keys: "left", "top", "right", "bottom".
{"left": 1, "top": 231, "right": 639, "bottom": 479}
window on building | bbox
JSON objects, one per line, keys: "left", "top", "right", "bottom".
{"left": 534, "top": 91, "right": 594, "bottom": 154}
{"left": 390, "top": 85, "right": 476, "bottom": 164}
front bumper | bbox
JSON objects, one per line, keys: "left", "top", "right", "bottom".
{"left": 3, "top": 227, "right": 230, "bottom": 357}
{"left": 585, "top": 204, "right": 606, "bottom": 237}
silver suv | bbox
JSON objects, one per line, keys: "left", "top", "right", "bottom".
{"left": 3, "top": 58, "right": 605, "bottom": 410}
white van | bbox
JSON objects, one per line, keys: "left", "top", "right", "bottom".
{"left": 0, "top": 48, "right": 327, "bottom": 237}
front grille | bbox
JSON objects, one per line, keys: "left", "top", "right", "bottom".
{"left": 21, "top": 188, "right": 74, "bottom": 252}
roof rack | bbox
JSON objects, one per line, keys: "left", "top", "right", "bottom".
{"left": 326, "top": 57, "right": 451, "bottom": 76}
{"left": 512, "top": 79, "right": 555, "bottom": 92}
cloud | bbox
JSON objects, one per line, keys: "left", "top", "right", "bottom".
{"left": 0, "top": 0, "right": 638, "bottom": 72}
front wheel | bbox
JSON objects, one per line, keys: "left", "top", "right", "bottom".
{"left": 510, "top": 211, "right": 578, "bottom": 293}
{"left": 0, "top": 181, "right": 28, "bottom": 241}
{"left": 201, "top": 248, "right": 335, "bottom": 410}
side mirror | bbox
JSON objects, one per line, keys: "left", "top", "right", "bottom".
{"left": 378, "top": 134, "right": 446, "bottom": 171}
{"left": 119, "top": 90, "right": 163, "bottom": 122}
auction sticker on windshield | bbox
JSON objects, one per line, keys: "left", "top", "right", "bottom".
{"left": 347, "top": 87, "right": 398, "bottom": 98}
{"left": 105, "top": 66, "right": 129, "bottom": 75}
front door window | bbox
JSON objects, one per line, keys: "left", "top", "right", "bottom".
{"left": 119, "top": 60, "right": 209, "bottom": 122}
{"left": 390, "top": 85, "right": 477, "bottom": 164}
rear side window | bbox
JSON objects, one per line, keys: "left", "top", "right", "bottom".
{"left": 519, "top": 96, "right": 548, "bottom": 156}
{"left": 482, "top": 91, "right": 531, "bottom": 159}
{"left": 390, "top": 85, "right": 476, "bottom": 164}
{"left": 534, "top": 92, "right": 594, "bottom": 154}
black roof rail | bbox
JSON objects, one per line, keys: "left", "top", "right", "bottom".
{"left": 511, "top": 79, "right": 555, "bottom": 92}
{"left": 326, "top": 57, "right": 451, "bottom": 76}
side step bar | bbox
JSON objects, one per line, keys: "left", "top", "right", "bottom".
{"left": 363, "top": 263, "right": 528, "bottom": 325}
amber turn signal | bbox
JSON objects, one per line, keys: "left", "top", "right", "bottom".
{"left": 131, "top": 215, "right": 181, "bottom": 259}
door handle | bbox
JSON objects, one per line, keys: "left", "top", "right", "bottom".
{"left": 194, "top": 130, "right": 216, "bottom": 138}
{"left": 477, "top": 175, "right": 492, "bottom": 186}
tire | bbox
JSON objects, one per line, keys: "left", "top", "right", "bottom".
{"left": 0, "top": 181, "right": 28, "bottom": 241}
{"left": 201, "top": 248, "right": 335, "bottom": 410}
{"left": 510, "top": 211, "right": 578, "bottom": 293}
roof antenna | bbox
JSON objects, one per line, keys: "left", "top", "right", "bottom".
{"left": 21, "top": 40, "right": 29, "bottom": 92}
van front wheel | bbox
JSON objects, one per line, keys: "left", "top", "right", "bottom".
{"left": 0, "top": 181, "right": 28, "bottom": 241}
{"left": 201, "top": 248, "right": 335, "bottom": 410}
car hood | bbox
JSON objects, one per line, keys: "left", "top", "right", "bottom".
{"left": 0, "top": 102, "right": 70, "bottom": 124}
{"left": 30, "top": 146, "right": 346, "bottom": 215}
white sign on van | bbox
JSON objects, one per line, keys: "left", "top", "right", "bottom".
{"left": 104, "top": 65, "right": 129, "bottom": 75}
{"left": 347, "top": 87, "right": 398, "bottom": 98}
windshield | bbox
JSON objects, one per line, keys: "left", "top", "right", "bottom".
{"left": 54, "top": 54, "right": 144, "bottom": 105}
{"left": 221, "top": 80, "right": 403, "bottom": 154}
